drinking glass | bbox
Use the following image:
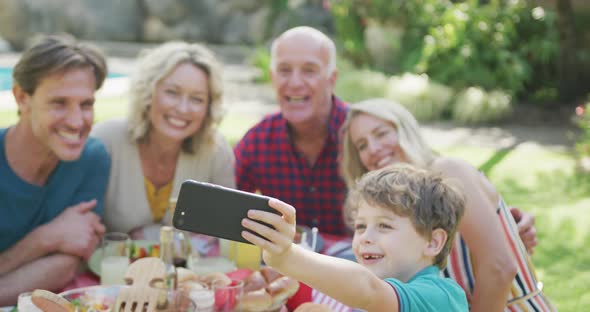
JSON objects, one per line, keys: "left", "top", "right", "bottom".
{"left": 214, "top": 279, "right": 244, "bottom": 312}
{"left": 100, "top": 232, "right": 130, "bottom": 285}
{"left": 219, "top": 239, "right": 261, "bottom": 270}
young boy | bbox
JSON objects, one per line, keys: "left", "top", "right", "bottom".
{"left": 241, "top": 164, "right": 468, "bottom": 311}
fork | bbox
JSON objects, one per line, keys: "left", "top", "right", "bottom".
{"left": 113, "top": 257, "right": 166, "bottom": 312}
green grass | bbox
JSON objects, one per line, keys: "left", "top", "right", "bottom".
{"left": 2, "top": 96, "right": 589, "bottom": 311}
{"left": 441, "top": 145, "right": 590, "bottom": 311}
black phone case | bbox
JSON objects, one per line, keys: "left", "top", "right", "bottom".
{"left": 173, "top": 180, "right": 276, "bottom": 244}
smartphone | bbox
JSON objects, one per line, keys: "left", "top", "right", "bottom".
{"left": 172, "top": 180, "right": 278, "bottom": 244}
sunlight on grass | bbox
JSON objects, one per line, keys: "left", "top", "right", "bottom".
{"left": 219, "top": 113, "right": 260, "bottom": 146}
{"left": 0, "top": 110, "right": 17, "bottom": 127}
{"left": 94, "top": 95, "right": 128, "bottom": 122}
{"left": 437, "top": 145, "right": 496, "bottom": 167}
{"left": 444, "top": 144, "right": 590, "bottom": 311}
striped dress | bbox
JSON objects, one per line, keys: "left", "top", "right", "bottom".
{"left": 443, "top": 198, "right": 556, "bottom": 311}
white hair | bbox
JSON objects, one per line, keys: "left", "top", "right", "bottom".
{"left": 270, "top": 26, "right": 337, "bottom": 76}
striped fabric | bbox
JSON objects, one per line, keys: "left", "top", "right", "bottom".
{"left": 312, "top": 288, "right": 353, "bottom": 312}
{"left": 443, "top": 198, "right": 556, "bottom": 311}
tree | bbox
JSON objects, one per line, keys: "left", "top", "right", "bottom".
{"left": 556, "top": 0, "right": 580, "bottom": 102}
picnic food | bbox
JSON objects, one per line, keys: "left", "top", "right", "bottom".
{"left": 293, "top": 302, "right": 333, "bottom": 312}
{"left": 130, "top": 241, "right": 160, "bottom": 262}
{"left": 239, "top": 288, "right": 272, "bottom": 312}
{"left": 240, "top": 267, "right": 300, "bottom": 312}
{"left": 31, "top": 289, "right": 76, "bottom": 312}
{"left": 176, "top": 266, "right": 298, "bottom": 312}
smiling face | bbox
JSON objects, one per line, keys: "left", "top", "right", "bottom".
{"left": 270, "top": 32, "right": 336, "bottom": 128}
{"left": 352, "top": 201, "right": 431, "bottom": 282}
{"left": 149, "top": 62, "right": 209, "bottom": 144}
{"left": 349, "top": 113, "right": 407, "bottom": 171}
{"left": 17, "top": 67, "right": 96, "bottom": 161}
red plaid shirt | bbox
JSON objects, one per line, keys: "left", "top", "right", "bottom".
{"left": 234, "top": 97, "right": 349, "bottom": 235}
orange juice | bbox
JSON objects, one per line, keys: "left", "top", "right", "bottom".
{"left": 220, "top": 239, "right": 262, "bottom": 270}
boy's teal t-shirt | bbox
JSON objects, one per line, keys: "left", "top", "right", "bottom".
{"left": 0, "top": 127, "right": 111, "bottom": 252}
{"left": 385, "top": 266, "right": 468, "bottom": 312}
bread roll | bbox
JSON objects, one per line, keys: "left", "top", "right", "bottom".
{"left": 266, "top": 276, "right": 300, "bottom": 306}
{"left": 178, "top": 280, "right": 208, "bottom": 295}
{"left": 31, "top": 289, "right": 75, "bottom": 312}
{"left": 239, "top": 288, "right": 273, "bottom": 312}
{"left": 244, "top": 271, "right": 267, "bottom": 292}
{"left": 260, "top": 266, "right": 282, "bottom": 283}
{"left": 199, "top": 271, "right": 232, "bottom": 288}
{"left": 294, "top": 302, "right": 333, "bottom": 312}
{"left": 177, "top": 267, "right": 199, "bottom": 283}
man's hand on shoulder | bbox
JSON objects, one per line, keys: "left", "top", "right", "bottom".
{"left": 43, "top": 199, "right": 105, "bottom": 260}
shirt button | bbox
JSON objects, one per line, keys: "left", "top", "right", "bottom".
{"left": 309, "top": 186, "right": 317, "bottom": 192}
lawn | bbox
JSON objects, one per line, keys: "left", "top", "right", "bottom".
{"left": 1, "top": 95, "right": 588, "bottom": 311}
{"left": 444, "top": 145, "right": 590, "bottom": 311}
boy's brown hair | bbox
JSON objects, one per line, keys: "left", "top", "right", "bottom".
{"left": 344, "top": 163, "right": 465, "bottom": 269}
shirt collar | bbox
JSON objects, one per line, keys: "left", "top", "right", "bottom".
{"left": 408, "top": 265, "right": 440, "bottom": 282}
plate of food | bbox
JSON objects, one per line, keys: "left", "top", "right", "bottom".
{"left": 178, "top": 267, "right": 298, "bottom": 312}
{"left": 59, "top": 285, "right": 196, "bottom": 312}
{"left": 88, "top": 240, "right": 159, "bottom": 276}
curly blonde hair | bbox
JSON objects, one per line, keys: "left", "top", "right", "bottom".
{"left": 127, "top": 41, "right": 224, "bottom": 153}
{"left": 340, "top": 98, "right": 438, "bottom": 188}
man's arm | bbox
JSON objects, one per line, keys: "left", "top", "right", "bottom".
{"left": 0, "top": 253, "right": 80, "bottom": 306}
{"left": 0, "top": 225, "right": 56, "bottom": 275}
{"left": 0, "top": 200, "right": 103, "bottom": 275}
{"left": 242, "top": 199, "right": 399, "bottom": 312}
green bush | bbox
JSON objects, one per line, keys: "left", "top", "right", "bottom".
{"left": 334, "top": 69, "right": 388, "bottom": 103}
{"left": 249, "top": 47, "right": 272, "bottom": 83}
{"left": 330, "top": 0, "right": 560, "bottom": 100}
{"left": 417, "top": 2, "right": 558, "bottom": 98}
{"left": 452, "top": 87, "right": 513, "bottom": 124}
{"left": 385, "top": 73, "right": 453, "bottom": 121}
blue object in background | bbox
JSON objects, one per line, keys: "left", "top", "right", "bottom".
{"left": 0, "top": 67, "right": 124, "bottom": 91}
{"left": 0, "top": 67, "right": 12, "bottom": 91}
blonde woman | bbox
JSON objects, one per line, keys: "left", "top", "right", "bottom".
{"left": 340, "top": 98, "right": 555, "bottom": 312}
{"left": 91, "top": 42, "right": 235, "bottom": 238}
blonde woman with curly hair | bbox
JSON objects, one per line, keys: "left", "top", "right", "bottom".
{"left": 340, "top": 98, "right": 555, "bottom": 312}
{"left": 91, "top": 42, "right": 235, "bottom": 238}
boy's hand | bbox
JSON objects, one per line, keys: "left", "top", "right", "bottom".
{"left": 241, "top": 198, "right": 297, "bottom": 267}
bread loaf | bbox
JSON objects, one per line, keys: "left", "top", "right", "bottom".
{"left": 239, "top": 288, "right": 273, "bottom": 312}
{"left": 265, "top": 276, "right": 300, "bottom": 306}
{"left": 294, "top": 302, "right": 333, "bottom": 312}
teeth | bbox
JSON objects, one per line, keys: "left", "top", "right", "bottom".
{"left": 167, "top": 116, "right": 188, "bottom": 127}
{"left": 363, "top": 254, "right": 384, "bottom": 260}
{"left": 58, "top": 130, "right": 79, "bottom": 141}
{"left": 287, "top": 96, "right": 306, "bottom": 103}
